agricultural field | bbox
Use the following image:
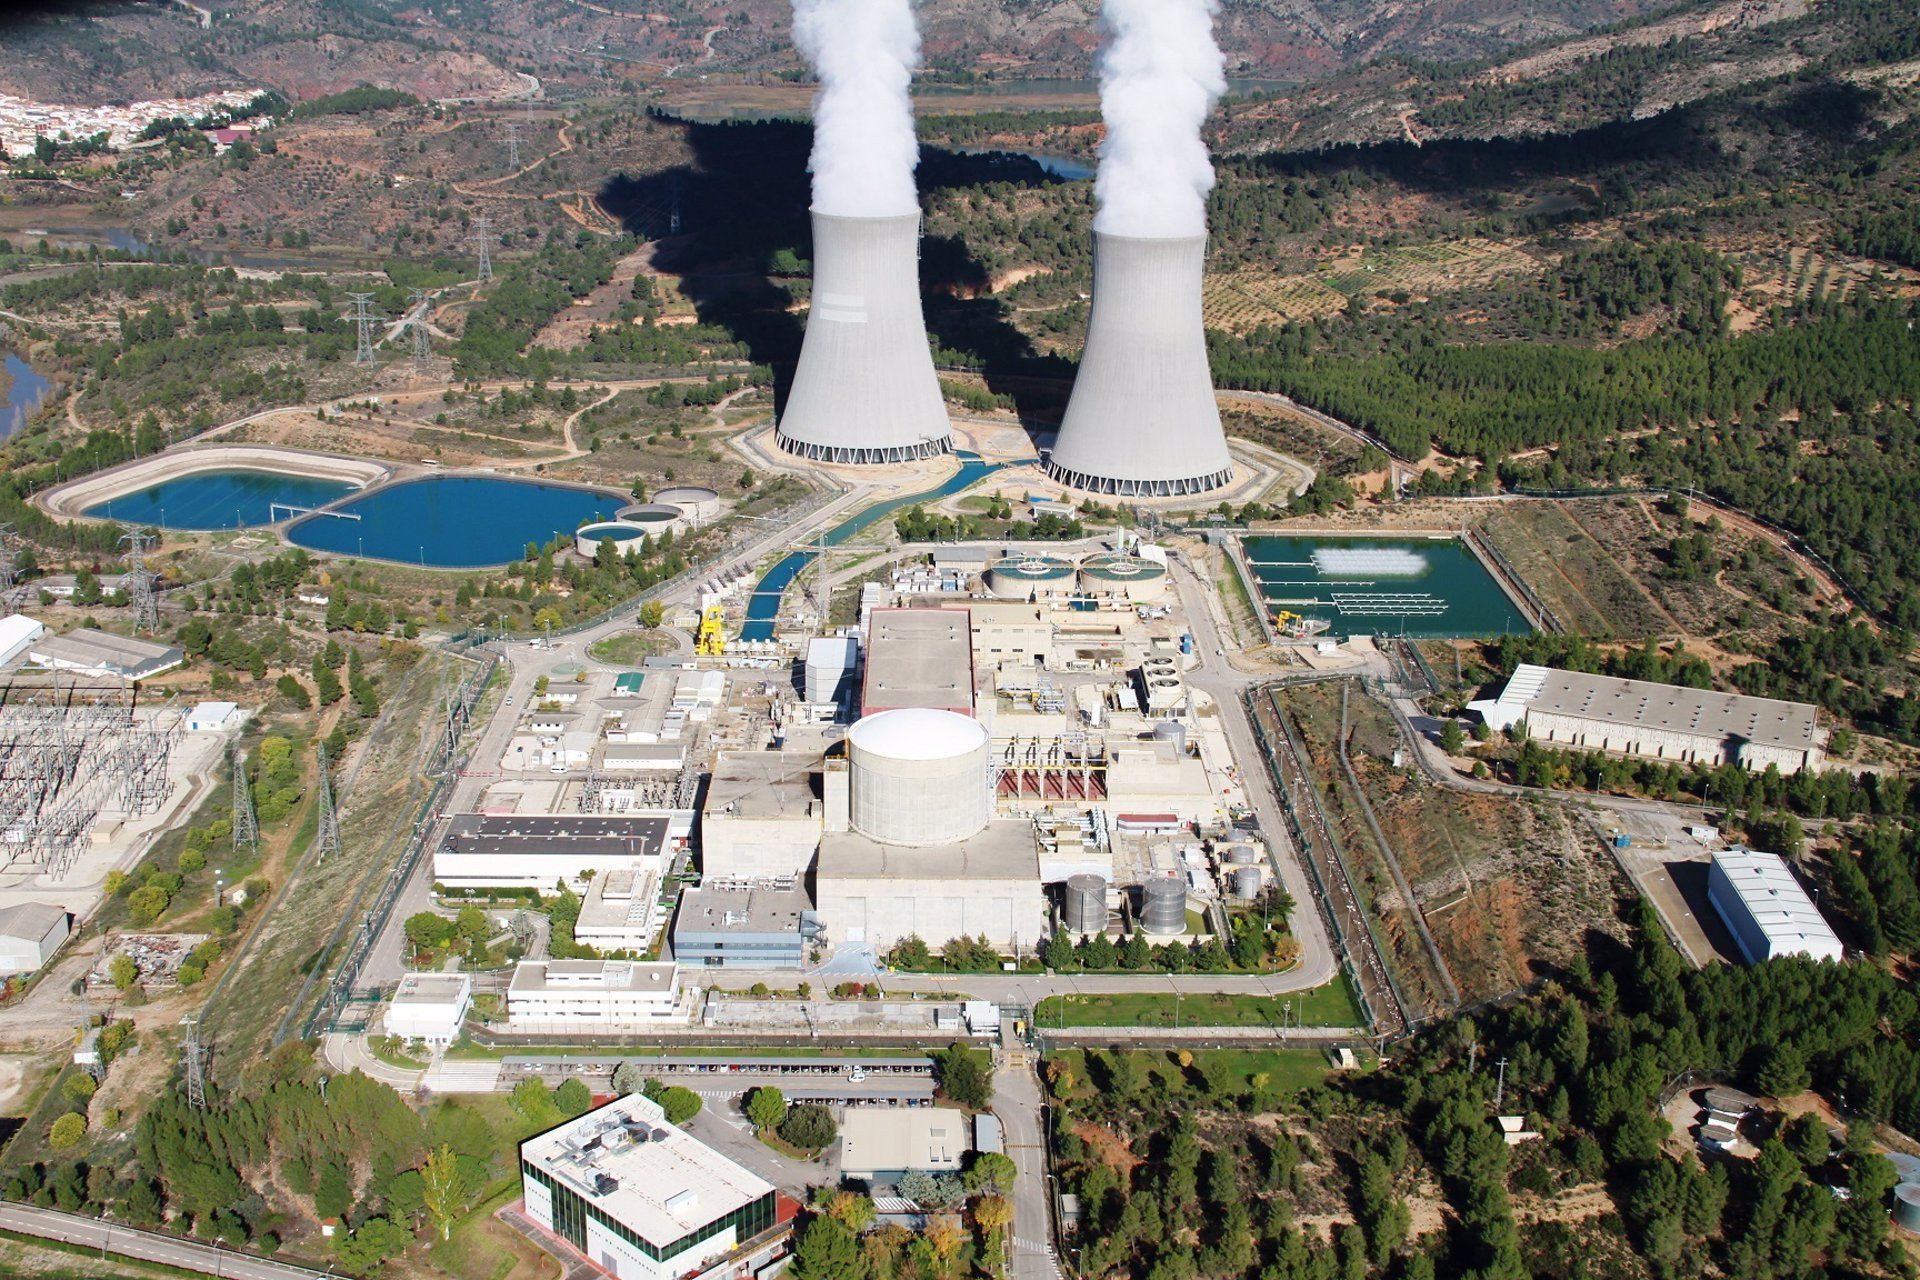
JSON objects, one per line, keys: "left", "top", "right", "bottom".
{"left": 1204, "top": 239, "right": 1545, "bottom": 333}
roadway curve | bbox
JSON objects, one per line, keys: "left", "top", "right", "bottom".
{"left": 0, "top": 1203, "right": 330, "bottom": 1280}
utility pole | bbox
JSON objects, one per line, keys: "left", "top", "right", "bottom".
{"left": 344, "top": 292, "right": 382, "bottom": 366}
{"left": 504, "top": 120, "right": 521, "bottom": 170}
{"left": 230, "top": 741, "right": 257, "bottom": 857}
{"left": 471, "top": 216, "right": 495, "bottom": 283}
{"left": 182, "top": 1016, "right": 207, "bottom": 1109}
{"left": 1495, "top": 1057, "right": 1509, "bottom": 1110}
{"left": 119, "top": 528, "right": 160, "bottom": 634}
{"left": 314, "top": 742, "right": 341, "bottom": 862}
{"left": 407, "top": 288, "right": 432, "bottom": 365}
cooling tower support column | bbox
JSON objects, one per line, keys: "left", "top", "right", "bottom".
{"left": 1047, "top": 232, "right": 1233, "bottom": 497}
{"left": 777, "top": 209, "right": 954, "bottom": 465}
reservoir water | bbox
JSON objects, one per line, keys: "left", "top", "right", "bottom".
{"left": 1242, "top": 534, "right": 1530, "bottom": 639}
{"left": 84, "top": 468, "right": 357, "bottom": 530}
{"left": 286, "top": 475, "right": 624, "bottom": 568}
{"left": 2, "top": 352, "right": 53, "bottom": 440}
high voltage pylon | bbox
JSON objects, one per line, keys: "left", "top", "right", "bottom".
{"left": 344, "top": 292, "right": 384, "bottom": 366}
{"left": 470, "top": 217, "right": 495, "bottom": 283}
{"left": 119, "top": 528, "right": 160, "bottom": 634}
{"left": 313, "top": 742, "right": 340, "bottom": 862}
{"left": 0, "top": 523, "right": 21, "bottom": 613}
{"left": 406, "top": 288, "right": 432, "bottom": 365}
{"left": 504, "top": 120, "right": 521, "bottom": 169}
{"left": 181, "top": 1015, "right": 207, "bottom": 1109}
{"left": 230, "top": 740, "right": 257, "bottom": 856}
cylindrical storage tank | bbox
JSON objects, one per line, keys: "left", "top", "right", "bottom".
{"left": 1047, "top": 233, "right": 1233, "bottom": 497}
{"left": 847, "top": 708, "right": 991, "bottom": 846}
{"left": 1062, "top": 875, "right": 1107, "bottom": 935}
{"left": 1232, "top": 866, "right": 1263, "bottom": 900}
{"left": 650, "top": 486, "right": 722, "bottom": 523}
{"left": 1079, "top": 553, "right": 1168, "bottom": 601}
{"left": 1226, "top": 844, "right": 1258, "bottom": 865}
{"left": 1152, "top": 720, "right": 1187, "bottom": 754}
{"left": 987, "top": 555, "right": 1076, "bottom": 600}
{"left": 777, "top": 210, "right": 953, "bottom": 465}
{"left": 1896, "top": 1184, "right": 1920, "bottom": 1234}
{"left": 1139, "top": 876, "right": 1186, "bottom": 935}
{"left": 575, "top": 521, "right": 656, "bottom": 559}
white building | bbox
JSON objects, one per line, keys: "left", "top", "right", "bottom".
{"left": 1470, "top": 664, "right": 1827, "bottom": 773}
{"left": 838, "top": 1106, "right": 971, "bottom": 1182}
{"left": 519, "top": 1094, "right": 790, "bottom": 1280}
{"left": 574, "top": 869, "right": 662, "bottom": 954}
{"left": 814, "top": 822, "right": 1048, "bottom": 953}
{"left": 29, "top": 628, "right": 184, "bottom": 681}
{"left": 507, "top": 960, "right": 691, "bottom": 1030}
{"left": 1706, "top": 848, "right": 1844, "bottom": 965}
{"left": 0, "top": 903, "right": 70, "bottom": 975}
{"left": 185, "top": 701, "right": 241, "bottom": 733}
{"left": 434, "top": 815, "right": 667, "bottom": 891}
{"left": 699, "top": 752, "right": 824, "bottom": 881}
{"left": 385, "top": 972, "right": 472, "bottom": 1048}
{"left": 0, "top": 614, "right": 46, "bottom": 667}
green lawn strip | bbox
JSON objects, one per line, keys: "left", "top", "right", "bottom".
{"left": 1033, "top": 975, "right": 1362, "bottom": 1030}
{"left": 445, "top": 1042, "right": 931, "bottom": 1062}
{"left": 1047, "top": 1046, "right": 1335, "bottom": 1097}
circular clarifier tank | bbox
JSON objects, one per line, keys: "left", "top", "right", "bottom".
{"left": 986, "top": 554, "right": 1076, "bottom": 598}
{"left": 649, "top": 486, "right": 722, "bottom": 522}
{"left": 575, "top": 521, "right": 657, "bottom": 559}
{"left": 1078, "top": 553, "right": 1168, "bottom": 600}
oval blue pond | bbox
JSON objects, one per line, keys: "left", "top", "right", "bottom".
{"left": 83, "top": 468, "right": 358, "bottom": 530}
{"left": 286, "top": 475, "right": 625, "bottom": 568}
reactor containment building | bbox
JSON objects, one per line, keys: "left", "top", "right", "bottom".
{"left": 1046, "top": 233, "right": 1233, "bottom": 498}
{"left": 777, "top": 210, "right": 953, "bottom": 465}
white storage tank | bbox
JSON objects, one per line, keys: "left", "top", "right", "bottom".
{"left": 986, "top": 555, "right": 1077, "bottom": 600}
{"left": 847, "top": 708, "right": 991, "bottom": 846}
{"left": 1232, "top": 866, "right": 1263, "bottom": 900}
{"left": 1079, "top": 553, "right": 1168, "bottom": 601}
{"left": 650, "top": 486, "right": 723, "bottom": 524}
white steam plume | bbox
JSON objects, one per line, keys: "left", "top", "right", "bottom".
{"left": 792, "top": 0, "right": 924, "bottom": 217}
{"left": 1093, "top": 0, "right": 1226, "bottom": 239}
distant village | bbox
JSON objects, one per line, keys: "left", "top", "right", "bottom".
{"left": 0, "top": 88, "right": 268, "bottom": 160}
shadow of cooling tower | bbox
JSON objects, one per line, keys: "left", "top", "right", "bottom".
{"left": 598, "top": 116, "right": 1077, "bottom": 438}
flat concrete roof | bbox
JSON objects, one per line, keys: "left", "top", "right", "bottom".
{"left": 817, "top": 820, "right": 1040, "bottom": 881}
{"left": 393, "top": 972, "right": 471, "bottom": 1005}
{"left": 704, "top": 751, "right": 820, "bottom": 821}
{"left": 579, "top": 868, "right": 658, "bottom": 932}
{"left": 29, "top": 628, "right": 183, "bottom": 676}
{"left": 839, "top": 1106, "right": 969, "bottom": 1176}
{"left": 441, "top": 814, "right": 666, "bottom": 859}
{"left": 675, "top": 880, "right": 813, "bottom": 936}
{"left": 862, "top": 607, "right": 974, "bottom": 716}
{"left": 1500, "top": 664, "right": 1819, "bottom": 750}
{"left": 520, "top": 1095, "right": 773, "bottom": 1250}
{"left": 510, "top": 959, "right": 679, "bottom": 994}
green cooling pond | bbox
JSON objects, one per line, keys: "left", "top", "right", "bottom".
{"left": 1241, "top": 534, "right": 1530, "bottom": 639}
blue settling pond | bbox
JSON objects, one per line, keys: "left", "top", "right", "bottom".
{"left": 738, "top": 451, "right": 1006, "bottom": 641}
{"left": 84, "top": 468, "right": 357, "bottom": 530}
{"left": 287, "top": 475, "right": 625, "bottom": 568}
{"left": 1241, "top": 534, "right": 1530, "bottom": 639}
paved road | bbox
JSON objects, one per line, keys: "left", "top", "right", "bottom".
{"left": 0, "top": 1203, "right": 331, "bottom": 1279}
{"left": 994, "top": 1055, "right": 1063, "bottom": 1280}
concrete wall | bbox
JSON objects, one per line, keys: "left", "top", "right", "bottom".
{"left": 699, "top": 815, "right": 822, "bottom": 880}
{"left": 1527, "top": 710, "right": 1822, "bottom": 773}
{"left": 816, "top": 877, "right": 1048, "bottom": 952}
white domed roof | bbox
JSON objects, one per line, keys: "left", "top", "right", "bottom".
{"left": 848, "top": 708, "right": 987, "bottom": 761}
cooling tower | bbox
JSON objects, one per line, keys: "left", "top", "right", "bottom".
{"left": 777, "top": 210, "right": 953, "bottom": 465}
{"left": 1047, "top": 233, "right": 1232, "bottom": 497}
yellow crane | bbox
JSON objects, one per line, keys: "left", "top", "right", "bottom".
{"left": 695, "top": 604, "right": 727, "bottom": 656}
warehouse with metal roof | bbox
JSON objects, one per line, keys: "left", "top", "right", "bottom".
{"left": 1706, "top": 848, "right": 1843, "bottom": 964}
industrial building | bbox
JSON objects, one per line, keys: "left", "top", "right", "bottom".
{"left": 28, "top": 628, "right": 184, "bottom": 681}
{"left": 861, "top": 607, "right": 975, "bottom": 715}
{"left": 507, "top": 960, "right": 690, "bottom": 1030}
{"left": 699, "top": 753, "right": 823, "bottom": 880}
{"left": 574, "top": 869, "right": 664, "bottom": 954}
{"left": 846, "top": 709, "right": 992, "bottom": 847}
{"left": 838, "top": 1107, "right": 971, "bottom": 1183}
{"left": 0, "top": 903, "right": 70, "bottom": 975}
{"left": 385, "top": 972, "right": 472, "bottom": 1048}
{"left": 434, "top": 815, "right": 668, "bottom": 891}
{"left": 672, "top": 879, "right": 817, "bottom": 969}
{"left": 0, "top": 614, "right": 46, "bottom": 668}
{"left": 519, "top": 1094, "right": 791, "bottom": 1280}
{"left": 1047, "top": 234, "right": 1234, "bottom": 497}
{"left": 815, "top": 824, "right": 1048, "bottom": 953}
{"left": 805, "top": 636, "right": 859, "bottom": 708}
{"left": 1470, "top": 664, "right": 1827, "bottom": 773}
{"left": 776, "top": 211, "right": 952, "bottom": 465}
{"left": 1706, "top": 849, "right": 1844, "bottom": 965}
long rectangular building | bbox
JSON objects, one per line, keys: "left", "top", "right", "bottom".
{"left": 435, "top": 814, "right": 667, "bottom": 890}
{"left": 507, "top": 959, "right": 689, "bottom": 1029}
{"left": 519, "top": 1094, "right": 791, "bottom": 1280}
{"left": 28, "top": 628, "right": 184, "bottom": 681}
{"left": 861, "top": 606, "right": 974, "bottom": 716}
{"left": 1469, "top": 663, "right": 1826, "bottom": 773}
{"left": 1706, "top": 848, "right": 1843, "bottom": 964}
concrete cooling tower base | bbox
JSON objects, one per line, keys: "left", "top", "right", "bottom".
{"left": 778, "top": 434, "right": 952, "bottom": 466}
{"left": 1044, "top": 459, "right": 1234, "bottom": 499}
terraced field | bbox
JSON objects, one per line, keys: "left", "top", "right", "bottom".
{"left": 1205, "top": 239, "right": 1545, "bottom": 332}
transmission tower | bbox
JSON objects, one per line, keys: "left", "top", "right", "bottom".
{"left": 344, "top": 292, "right": 383, "bottom": 366}
{"left": 181, "top": 1016, "right": 207, "bottom": 1109}
{"left": 0, "top": 523, "right": 20, "bottom": 614}
{"left": 504, "top": 120, "right": 522, "bottom": 170}
{"left": 470, "top": 217, "right": 495, "bottom": 283}
{"left": 314, "top": 742, "right": 341, "bottom": 862}
{"left": 406, "top": 288, "right": 433, "bottom": 365}
{"left": 230, "top": 740, "right": 258, "bottom": 856}
{"left": 119, "top": 528, "right": 160, "bottom": 634}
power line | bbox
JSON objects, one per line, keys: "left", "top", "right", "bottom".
{"left": 470, "top": 216, "right": 495, "bottom": 283}
{"left": 118, "top": 528, "right": 160, "bottom": 634}
{"left": 230, "top": 740, "right": 257, "bottom": 857}
{"left": 406, "top": 288, "right": 432, "bottom": 365}
{"left": 504, "top": 120, "right": 521, "bottom": 170}
{"left": 182, "top": 1015, "right": 207, "bottom": 1108}
{"left": 343, "top": 291, "right": 384, "bottom": 366}
{"left": 314, "top": 742, "right": 341, "bottom": 862}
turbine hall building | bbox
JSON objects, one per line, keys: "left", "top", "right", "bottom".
{"left": 776, "top": 210, "right": 953, "bottom": 465}
{"left": 1468, "top": 664, "right": 1827, "bottom": 773}
{"left": 1046, "top": 233, "right": 1233, "bottom": 498}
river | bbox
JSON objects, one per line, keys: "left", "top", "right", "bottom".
{"left": 0, "top": 351, "right": 53, "bottom": 441}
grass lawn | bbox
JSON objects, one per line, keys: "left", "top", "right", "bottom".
{"left": 585, "top": 630, "right": 672, "bottom": 664}
{"left": 368, "top": 1037, "right": 429, "bottom": 1071}
{"left": 445, "top": 1042, "right": 930, "bottom": 1062}
{"left": 1047, "top": 1046, "right": 1337, "bottom": 1097}
{"left": 1032, "top": 974, "right": 1363, "bottom": 1030}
